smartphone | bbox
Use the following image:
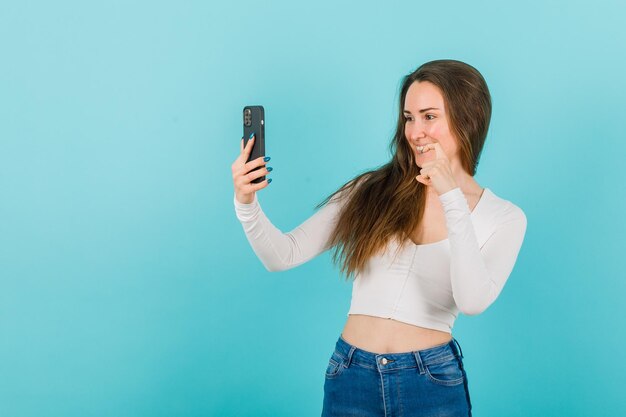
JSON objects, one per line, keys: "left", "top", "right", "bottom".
{"left": 242, "top": 105, "right": 266, "bottom": 184}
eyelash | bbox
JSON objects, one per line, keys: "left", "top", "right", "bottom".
{"left": 404, "top": 114, "right": 435, "bottom": 121}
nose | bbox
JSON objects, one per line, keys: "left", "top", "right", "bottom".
{"left": 405, "top": 120, "right": 426, "bottom": 140}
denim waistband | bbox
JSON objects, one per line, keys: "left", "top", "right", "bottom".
{"left": 333, "top": 334, "right": 464, "bottom": 372}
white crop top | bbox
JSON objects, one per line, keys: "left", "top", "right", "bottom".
{"left": 233, "top": 186, "right": 527, "bottom": 333}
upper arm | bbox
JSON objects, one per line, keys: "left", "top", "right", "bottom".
{"left": 278, "top": 197, "right": 344, "bottom": 269}
{"left": 482, "top": 205, "right": 527, "bottom": 292}
{"left": 467, "top": 204, "right": 528, "bottom": 313}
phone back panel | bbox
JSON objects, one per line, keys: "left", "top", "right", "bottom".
{"left": 242, "top": 105, "right": 265, "bottom": 184}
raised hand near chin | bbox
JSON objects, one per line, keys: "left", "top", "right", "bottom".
{"left": 414, "top": 142, "right": 459, "bottom": 196}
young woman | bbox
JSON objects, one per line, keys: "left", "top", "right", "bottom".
{"left": 231, "top": 59, "right": 527, "bottom": 417}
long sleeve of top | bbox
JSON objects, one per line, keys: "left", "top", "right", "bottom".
{"left": 438, "top": 187, "right": 527, "bottom": 316}
{"left": 233, "top": 191, "right": 344, "bottom": 272}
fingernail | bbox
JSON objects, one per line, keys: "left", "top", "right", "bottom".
{"left": 249, "top": 132, "right": 255, "bottom": 139}
{"left": 263, "top": 156, "right": 271, "bottom": 162}
{"left": 268, "top": 178, "right": 272, "bottom": 184}
{"left": 267, "top": 166, "right": 273, "bottom": 172}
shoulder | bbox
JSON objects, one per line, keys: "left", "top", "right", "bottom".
{"left": 483, "top": 188, "right": 527, "bottom": 227}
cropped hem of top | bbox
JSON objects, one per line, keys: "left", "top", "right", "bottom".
{"left": 233, "top": 186, "right": 527, "bottom": 332}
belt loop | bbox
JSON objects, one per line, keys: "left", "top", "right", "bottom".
{"left": 452, "top": 337, "right": 464, "bottom": 359}
{"left": 345, "top": 345, "right": 356, "bottom": 368}
{"left": 413, "top": 350, "right": 425, "bottom": 374}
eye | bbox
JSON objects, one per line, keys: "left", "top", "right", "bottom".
{"left": 404, "top": 115, "right": 413, "bottom": 122}
{"left": 425, "top": 114, "right": 435, "bottom": 120}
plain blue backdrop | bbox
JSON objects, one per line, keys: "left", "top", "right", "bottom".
{"left": 1, "top": 1, "right": 625, "bottom": 416}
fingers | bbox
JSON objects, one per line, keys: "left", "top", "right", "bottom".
{"left": 245, "top": 164, "right": 272, "bottom": 182}
{"left": 233, "top": 150, "right": 272, "bottom": 188}
{"left": 233, "top": 133, "right": 259, "bottom": 171}
{"left": 241, "top": 177, "right": 271, "bottom": 193}
{"left": 238, "top": 170, "right": 272, "bottom": 195}
{"left": 418, "top": 167, "right": 432, "bottom": 180}
{"left": 233, "top": 133, "right": 272, "bottom": 200}
{"left": 243, "top": 155, "right": 269, "bottom": 174}
{"left": 232, "top": 155, "right": 268, "bottom": 180}
{"left": 242, "top": 133, "right": 255, "bottom": 156}
{"left": 236, "top": 134, "right": 255, "bottom": 167}
{"left": 431, "top": 142, "right": 448, "bottom": 161}
{"left": 415, "top": 173, "right": 431, "bottom": 186}
{"left": 417, "top": 142, "right": 447, "bottom": 161}
{"left": 234, "top": 133, "right": 268, "bottom": 173}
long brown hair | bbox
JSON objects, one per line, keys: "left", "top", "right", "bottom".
{"left": 315, "top": 59, "right": 492, "bottom": 281}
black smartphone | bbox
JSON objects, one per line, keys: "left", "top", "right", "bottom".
{"left": 242, "top": 105, "right": 266, "bottom": 184}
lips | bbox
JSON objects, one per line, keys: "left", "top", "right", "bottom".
{"left": 415, "top": 143, "right": 433, "bottom": 154}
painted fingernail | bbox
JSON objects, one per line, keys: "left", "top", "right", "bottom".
{"left": 264, "top": 156, "right": 271, "bottom": 162}
{"left": 267, "top": 166, "right": 273, "bottom": 172}
{"left": 249, "top": 132, "right": 255, "bottom": 139}
{"left": 268, "top": 178, "right": 272, "bottom": 184}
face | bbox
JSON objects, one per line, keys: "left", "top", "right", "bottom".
{"left": 403, "top": 81, "right": 459, "bottom": 168}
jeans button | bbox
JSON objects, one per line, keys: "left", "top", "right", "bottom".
{"left": 381, "top": 357, "right": 388, "bottom": 365}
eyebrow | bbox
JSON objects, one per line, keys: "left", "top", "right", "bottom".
{"left": 403, "top": 107, "right": 440, "bottom": 114}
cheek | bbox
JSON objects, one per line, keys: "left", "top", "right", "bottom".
{"left": 428, "top": 123, "right": 455, "bottom": 151}
{"left": 427, "top": 124, "right": 443, "bottom": 137}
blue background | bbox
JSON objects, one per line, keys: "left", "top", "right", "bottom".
{"left": 1, "top": 1, "right": 625, "bottom": 416}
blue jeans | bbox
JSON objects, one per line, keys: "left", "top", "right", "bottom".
{"left": 321, "top": 334, "right": 472, "bottom": 417}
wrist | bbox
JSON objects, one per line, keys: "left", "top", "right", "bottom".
{"left": 235, "top": 192, "right": 255, "bottom": 205}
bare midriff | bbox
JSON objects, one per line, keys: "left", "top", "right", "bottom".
{"left": 340, "top": 314, "right": 452, "bottom": 354}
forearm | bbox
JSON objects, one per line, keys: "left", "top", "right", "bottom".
{"left": 234, "top": 192, "right": 342, "bottom": 272}
{"left": 439, "top": 187, "right": 526, "bottom": 315}
{"left": 234, "top": 192, "right": 295, "bottom": 271}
